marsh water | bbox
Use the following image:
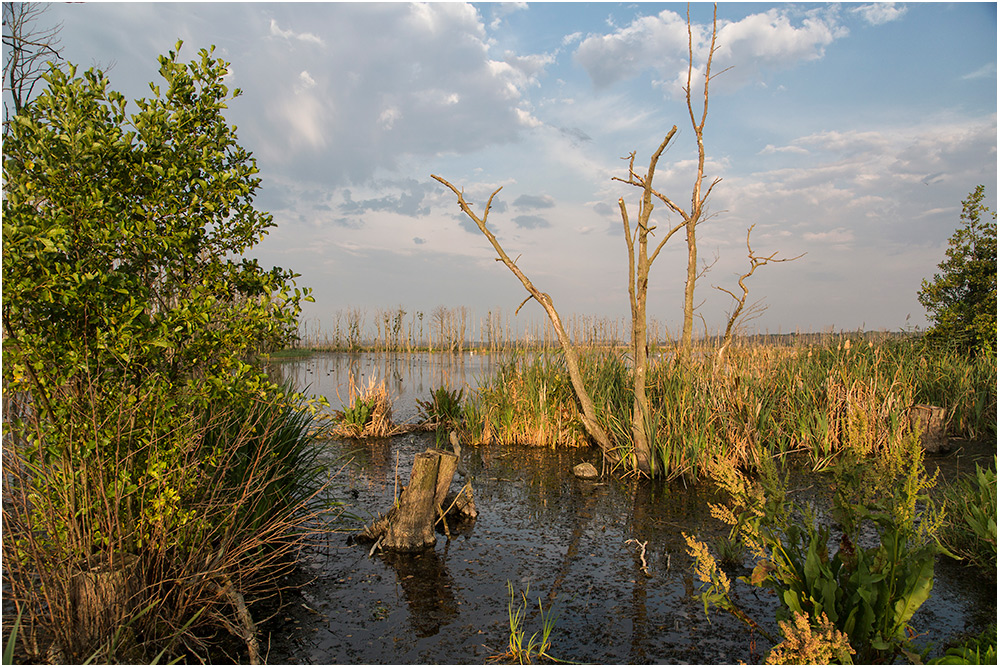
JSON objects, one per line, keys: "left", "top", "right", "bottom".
{"left": 263, "top": 352, "right": 995, "bottom": 664}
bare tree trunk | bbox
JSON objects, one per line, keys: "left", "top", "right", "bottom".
{"left": 431, "top": 175, "right": 618, "bottom": 465}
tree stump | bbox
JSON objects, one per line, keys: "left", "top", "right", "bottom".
{"left": 909, "top": 404, "right": 948, "bottom": 453}
{"left": 361, "top": 449, "right": 466, "bottom": 552}
{"left": 70, "top": 552, "right": 139, "bottom": 650}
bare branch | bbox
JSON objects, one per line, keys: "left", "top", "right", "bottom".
{"left": 715, "top": 224, "right": 806, "bottom": 365}
{"left": 3, "top": 2, "right": 63, "bottom": 117}
{"left": 431, "top": 174, "right": 617, "bottom": 463}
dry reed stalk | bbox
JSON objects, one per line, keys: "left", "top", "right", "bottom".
{"left": 327, "top": 374, "right": 406, "bottom": 438}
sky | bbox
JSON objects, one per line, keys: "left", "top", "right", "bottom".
{"left": 28, "top": 2, "right": 1000, "bottom": 339}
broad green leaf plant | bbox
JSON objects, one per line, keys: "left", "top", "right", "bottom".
{"left": 685, "top": 434, "right": 945, "bottom": 664}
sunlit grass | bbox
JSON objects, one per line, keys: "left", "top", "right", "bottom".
{"left": 461, "top": 337, "right": 996, "bottom": 479}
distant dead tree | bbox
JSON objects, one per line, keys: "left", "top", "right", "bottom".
{"left": 715, "top": 224, "right": 805, "bottom": 365}
{"left": 2, "top": 2, "right": 62, "bottom": 118}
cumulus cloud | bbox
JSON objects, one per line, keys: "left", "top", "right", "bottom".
{"left": 575, "top": 9, "right": 690, "bottom": 88}
{"left": 245, "top": 3, "right": 549, "bottom": 184}
{"left": 575, "top": 6, "right": 848, "bottom": 96}
{"left": 850, "top": 3, "right": 907, "bottom": 26}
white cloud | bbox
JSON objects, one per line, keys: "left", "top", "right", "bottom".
{"left": 575, "top": 9, "right": 690, "bottom": 89}
{"left": 575, "top": 7, "right": 848, "bottom": 96}
{"left": 244, "top": 3, "right": 546, "bottom": 184}
{"left": 962, "top": 62, "right": 997, "bottom": 80}
{"left": 297, "top": 70, "right": 316, "bottom": 89}
{"left": 562, "top": 31, "right": 583, "bottom": 46}
{"left": 851, "top": 3, "right": 908, "bottom": 26}
{"left": 269, "top": 18, "right": 324, "bottom": 45}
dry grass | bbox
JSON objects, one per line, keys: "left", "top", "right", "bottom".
{"left": 326, "top": 375, "right": 405, "bottom": 438}
{"left": 464, "top": 338, "right": 996, "bottom": 479}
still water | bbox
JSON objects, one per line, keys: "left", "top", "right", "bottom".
{"left": 263, "top": 352, "right": 996, "bottom": 664}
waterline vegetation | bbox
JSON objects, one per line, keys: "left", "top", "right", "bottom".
{"left": 2, "top": 42, "right": 336, "bottom": 662}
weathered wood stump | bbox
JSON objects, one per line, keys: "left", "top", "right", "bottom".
{"left": 908, "top": 404, "right": 948, "bottom": 453}
{"left": 70, "top": 552, "right": 139, "bottom": 650}
{"left": 361, "top": 447, "right": 473, "bottom": 552}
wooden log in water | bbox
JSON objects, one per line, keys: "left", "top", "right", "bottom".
{"left": 362, "top": 449, "right": 468, "bottom": 552}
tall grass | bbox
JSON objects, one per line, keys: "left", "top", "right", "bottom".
{"left": 460, "top": 337, "right": 996, "bottom": 479}
{"left": 1, "top": 377, "right": 335, "bottom": 663}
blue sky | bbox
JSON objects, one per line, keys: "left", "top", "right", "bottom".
{"left": 30, "top": 2, "right": 999, "bottom": 338}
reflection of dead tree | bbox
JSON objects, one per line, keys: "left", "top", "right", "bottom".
{"left": 430, "top": 175, "right": 618, "bottom": 465}
{"left": 715, "top": 224, "right": 805, "bottom": 365}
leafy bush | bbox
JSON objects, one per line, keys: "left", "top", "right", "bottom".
{"left": 685, "top": 435, "right": 944, "bottom": 664}
{"left": 417, "top": 386, "right": 465, "bottom": 445}
{"left": 1, "top": 42, "right": 326, "bottom": 662}
{"left": 939, "top": 457, "right": 997, "bottom": 570}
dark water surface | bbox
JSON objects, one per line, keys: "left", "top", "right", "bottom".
{"left": 263, "top": 353, "right": 996, "bottom": 664}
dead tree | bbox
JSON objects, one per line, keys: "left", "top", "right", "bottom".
{"left": 613, "top": 132, "right": 688, "bottom": 475}
{"left": 607, "top": 6, "right": 726, "bottom": 473}
{"left": 615, "top": 4, "right": 727, "bottom": 357}
{"left": 715, "top": 224, "right": 805, "bottom": 365}
{"left": 430, "top": 175, "right": 619, "bottom": 467}
{"left": 2, "top": 2, "right": 62, "bottom": 118}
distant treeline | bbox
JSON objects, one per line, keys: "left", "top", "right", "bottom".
{"left": 292, "top": 305, "right": 916, "bottom": 353}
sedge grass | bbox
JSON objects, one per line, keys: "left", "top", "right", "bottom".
{"left": 464, "top": 337, "right": 996, "bottom": 479}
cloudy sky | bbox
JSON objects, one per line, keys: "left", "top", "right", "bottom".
{"left": 38, "top": 2, "right": 998, "bottom": 338}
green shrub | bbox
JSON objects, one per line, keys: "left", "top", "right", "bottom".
{"left": 417, "top": 386, "right": 465, "bottom": 445}
{"left": 686, "top": 435, "right": 944, "bottom": 664}
{"left": 939, "top": 457, "right": 997, "bottom": 570}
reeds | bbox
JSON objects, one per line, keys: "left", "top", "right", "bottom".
{"left": 462, "top": 337, "right": 996, "bottom": 479}
{"left": 489, "top": 581, "right": 559, "bottom": 664}
{"left": 327, "top": 374, "right": 400, "bottom": 438}
{"left": 1, "top": 377, "right": 335, "bottom": 663}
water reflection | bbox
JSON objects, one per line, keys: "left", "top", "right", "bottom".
{"left": 267, "top": 352, "right": 496, "bottom": 423}
{"left": 380, "top": 548, "right": 458, "bottom": 638}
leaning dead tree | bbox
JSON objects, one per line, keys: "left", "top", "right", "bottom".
{"left": 715, "top": 224, "right": 805, "bottom": 365}
{"left": 430, "top": 175, "right": 619, "bottom": 467}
